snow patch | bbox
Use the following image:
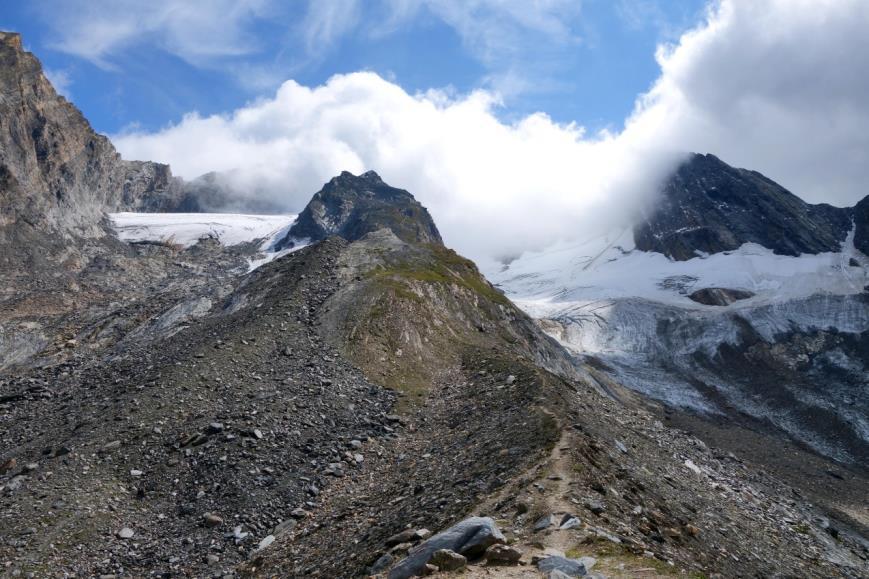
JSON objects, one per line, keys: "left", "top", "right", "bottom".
{"left": 110, "top": 212, "right": 297, "bottom": 249}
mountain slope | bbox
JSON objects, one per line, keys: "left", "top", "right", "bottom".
{"left": 492, "top": 154, "right": 869, "bottom": 546}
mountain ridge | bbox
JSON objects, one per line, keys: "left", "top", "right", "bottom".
{"left": 634, "top": 153, "right": 864, "bottom": 261}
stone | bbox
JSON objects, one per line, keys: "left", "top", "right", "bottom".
{"left": 102, "top": 441, "right": 122, "bottom": 452}
{"left": 206, "top": 554, "right": 220, "bottom": 565}
{"left": 256, "top": 534, "right": 275, "bottom": 551}
{"left": 537, "top": 555, "right": 590, "bottom": 577}
{"left": 559, "top": 515, "right": 582, "bottom": 530}
{"left": 388, "top": 517, "right": 504, "bottom": 579}
{"left": 506, "top": 375, "right": 516, "bottom": 384}
{"left": 203, "top": 513, "right": 223, "bottom": 528}
{"left": 584, "top": 500, "right": 605, "bottom": 515}
{"left": 291, "top": 508, "right": 308, "bottom": 519}
{"left": 430, "top": 549, "right": 467, "bottom": 571}
{"left": 207, "top": 422, "right": 224, "bottom": 434}
{"left": 130, "top": 469, "right": 143, "bottom": 477}
{"left": 614, "top": 440, "right": 628, "bottom": 454}
{"left": 369, "top": 553, "right": 394, "bottom": 574}
{"left": 534, "top": 514, "right": 555, "bottom": 531}
{"left": 386, "top": 528, "right": 420, "bottom": 546}
{"left": 485, "top": 543, "right": 522, "bottom": 564}
{"left": 117, "top": 527, "right": 135, "bottom": 539}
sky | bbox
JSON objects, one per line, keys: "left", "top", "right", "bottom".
{"left": 3, "top": 1, "right": 869, "bottom": 264}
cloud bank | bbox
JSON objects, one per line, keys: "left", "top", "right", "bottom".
{"left": 113, "top": 0, "right": 869, "bottom": 264}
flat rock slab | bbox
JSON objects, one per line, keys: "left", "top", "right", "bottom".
{"left": 537, "top": 555, "right": 591, "bottom": 577}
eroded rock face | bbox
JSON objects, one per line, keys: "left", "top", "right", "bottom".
{"left": 634, "top": 154, "right": 853, "bottom": 260}
{"left": 0, "top": 31, "right": 185, "bottom": 239}
{"left": 277, "top": 170, "right": 442, "bottom": 248}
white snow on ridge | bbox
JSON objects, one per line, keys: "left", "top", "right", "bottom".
{"left": 488, "top": 227, "right": 868, "bottom": 315}
{"left": 110, "top": 212, "right": 297, "bottom": 249}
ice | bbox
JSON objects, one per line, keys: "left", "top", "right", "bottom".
{"left": 109, "top": 212, "right": 297, "bottom": 249}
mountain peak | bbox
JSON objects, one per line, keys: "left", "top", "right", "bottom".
{"left": 278, "top": 171, "right": 442, "bottom": 248}
{"left": 634, "top": 153, "right": 853, "bottom": 260}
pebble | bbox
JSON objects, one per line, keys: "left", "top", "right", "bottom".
{"left": 203, "top": 513, "right": 223, "bottom": 528}
{"left": 117, "top": 527, "right": 135, "bottom": 539}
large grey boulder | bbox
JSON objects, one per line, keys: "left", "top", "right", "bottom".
{"left": 387, "top": 517, "right": 505, "bottom": 579}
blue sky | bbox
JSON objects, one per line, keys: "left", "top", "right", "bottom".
{"left": 3, "top": 1, "right": 867, "bottom": 261}
{"left": 1, "top": 0, "right": 706, "bottom": 135}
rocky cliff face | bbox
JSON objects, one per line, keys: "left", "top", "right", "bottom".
{"left": 277, "top": 170, "right": 443, "bottom": 248}
{"left": 0, "top": 31, "right": 185, "bottom": 241}
{"left": 635, "top": 153, "right": 856, "bottom": 260}
{"left": 855, "top": 195, "right": 869, "bottom": 256}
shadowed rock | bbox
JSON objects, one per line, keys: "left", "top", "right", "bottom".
{"left": 688, "top": 287, "right": 755, "bottom": 306}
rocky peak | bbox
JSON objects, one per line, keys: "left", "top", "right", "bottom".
{"left": 278, "top": 170, "right": 442, "bottom": 248}
{"left": 635, "top": 153, "right": 854, "bottom": 260}
{"left": 0, "top": 31, "right": 22, "bottom": 50}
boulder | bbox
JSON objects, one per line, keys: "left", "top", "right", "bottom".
{"left": 430, "top": 549, "right": 467, "bottom": 571}
{"left": 537, "top": 555, "right": 592, "bottom": 577}
{"left": 388, "top": 517, "right": 504, "bottom": 579}
{"left": 485, "top": 543, "right": 522, "bottom": 564}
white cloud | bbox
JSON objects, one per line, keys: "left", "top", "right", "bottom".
{"left": 114, "top": 73, "right": 679, "bottom": 264}
{"left": 39, "top": 0, "right": 272, "bottom": 68}
{"left": 629, "top": 0, "right": 869, "bottom": 205}
{"left": 38, "top": 0, "right": 585, "bottom": 93}
{"left": 113, "top": 0, "right": 869, "bottom": 265}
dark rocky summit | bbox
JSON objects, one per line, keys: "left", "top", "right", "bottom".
{"left": 635, "top": 153, "right": 859, "bottom": 260}
{"left": 277, "top": 170, "right": 443, "bottom": 248}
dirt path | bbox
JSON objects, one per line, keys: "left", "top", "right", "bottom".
{"left": 455, "top": 421, "right": 678, "bottom": 578}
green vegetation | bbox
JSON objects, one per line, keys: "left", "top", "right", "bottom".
{"left": 363, "top": 244, "right": 510, "bottom": 306}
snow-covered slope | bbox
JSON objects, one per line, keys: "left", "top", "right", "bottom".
{"left": 108, "top": 212, "right": 310, "bottom": 270}
{"left": 489, "top": 228, "right": 869, "bottom": 464}
{"left": 110, "top": 212, "right": 297, "bottom": 248}
{"left": 490, "top": 227, "right": 868, "bottom": 311}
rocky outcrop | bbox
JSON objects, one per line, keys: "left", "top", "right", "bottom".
{"left": 635, "top": 154, "right": 853, "bottom": 260}
{"left": 854, "top": 194, "right": 869, "bottom": 255}
{"left": 276, "top": 170, "right": 442, "bottom": 248}
{"left": 0, "top": 31, "right": 186, "bottom": 241}
{"left": 688, "top": 287, "right": 754, "bottom": 306}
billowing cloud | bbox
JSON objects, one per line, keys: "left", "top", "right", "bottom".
{"left": 113, "top": 0, "right": 869, "bottom": 264}
{"left": 631, "top": 0, "right": 869, "bottom": 205}
{"left": 115, "top": 73, "right": 679, "bottom": 265}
